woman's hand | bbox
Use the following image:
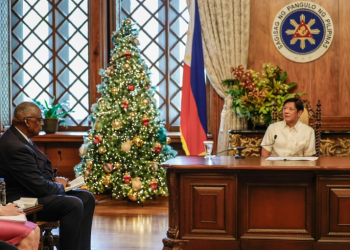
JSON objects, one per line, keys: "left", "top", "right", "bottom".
{"left": 0, "top": 203, "right": 25, "bottom": 216}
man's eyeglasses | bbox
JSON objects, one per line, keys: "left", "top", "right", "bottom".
{"left": 23, "top": 117, "right": 44, "bottom": 122}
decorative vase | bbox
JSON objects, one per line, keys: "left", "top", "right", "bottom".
{"left": 42, "top": 118, "right": 58, "bottom": 134}
{"left": 250, "top": 115, "right": 267, "bottom": 129}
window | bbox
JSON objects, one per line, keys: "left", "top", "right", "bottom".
{"left": 121, "top": 0, "right": 189, "bottom": 132}
{"left": 11, "top": 0, "right": 89, "bottom": 129}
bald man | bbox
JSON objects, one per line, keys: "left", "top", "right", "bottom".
{"left": 0, "top": 102, "right": 95, "bottom": 250}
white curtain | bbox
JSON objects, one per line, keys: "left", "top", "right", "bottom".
{"left": 196, "top": 0, "right": 250, "bottom": 154}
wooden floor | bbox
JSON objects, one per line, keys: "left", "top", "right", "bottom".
{"left": 54, "top": 195, "right": 169, "bottom": 250}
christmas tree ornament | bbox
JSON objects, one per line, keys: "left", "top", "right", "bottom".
{"left": 122, "top": 63, "right": 130, "bottom": 70}
{"left": 80, "top": 184, "right": 88, "bottom": 191}
{"left": 129, "top": 112, "right": 136, "bottom": 119}
{"left": 98, "top": 98, "right": 104, "bottom": 106}
{"left": 150, "top": 177, "right": 158, "bottom": 190}
{"left": 84, "top": 169, "right": 90, "bottom": 179}
{"left": 145, "top": 85, "right": 150, "bottom": 89}
{"left": 121, "top": 139, "right": 132, "bottom": 152}
{"left": 98, "top": 146, "right": 106, "bottom": 154}
{"left": 94, "top": 120, "right": 102, "bottom": 131}
{"left": 125, "top": 19, "right": 132, "bottom": 25}
{"left": 103, "top": 163, "right": 114, "bottom": 173}
{"left": 111, "top": 119, "right": 122, "bottom": 130}
{"left": 127, "top": 84, "right": 134, "bottom": 91}
{"left": 133, "top": 136, "right": 143, "bottom": 147}
{"left": 148, "top": 161, "right": 158, "bottom": 172}
{"left": 132, "top": 177, "right": 142, "bottom": 190}
{"left": 131, "top": 37, "right": 139, "bottom": 46}
{"left": 124, "top": 49, "right": 131, "bottom": 59}
{"left": 110, "top": 87, "right": 118, "bottom": 95}
{"left": 121, "top": 98, "right": 129, "bottom": 109}
{"left": 144, "top": 77, "right": 150, "bottom": 82}
{"left": 86, "top": 159, "right": 93, "bottom": 169}
{"left": 90, "top": 103, "right": 98, "bottom": 113}
{"left": 114, "top": 162, "right": 121, "bottom": 169}
{"left": 106, "top": 67, "right": 113, "bottom": 76}
{"left": 93, "top": 135, "right": 103, "bottom": 144}
{"left": 141, "top": 98, "right": 150, "bottom": 106}
{"left": 79, "top": 144, "right": 88, "bottom": 155}
{"left": 139, "top": 72, "right": 146, "bottom": 78}
{"left": 88, "top": 133, "right": 94, "bottom": 140}
{"left": 142, "top": 114, "right": 150, "bottom": 126}
{"left": 123, "top": 171, "right": 131, "bottom": 184}
{"left": 111, "top": 55, "right": 116, "bottom": 61}
{"left": 128, "top": 194, "right": 137, "bottom": 201}
{"left": 102, "top": 174, "right": 111, "bottom": 186}
{"left": 166, "top": 137, "right": 171, "bottom": 145}
{"left": 117, "top": 51, "right": 123, "bottom": 58}
{"left": 153, "top": 142, "right": 162, "bottom": 153}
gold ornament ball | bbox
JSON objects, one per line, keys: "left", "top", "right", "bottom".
{"left": 166, "top": 137, "right": 171, "bottom": 145}
{"left": 98, "top": 146, "right": 106, "bottom": 154}
{"left": 98, "top": 98, "right": 104, "bottom": 106}
{"left": 94, "top": 120, "right": 102, "bottom": 131}
{"left": 141, "top": 98, "right": 150, "bottom": 106}
{"left": 110, "top": 87, "right": 118, "bottom": 95}
{"left": 132, "top": 177, "right": 142, "bottom": 190}
{"left": 114, "top": 162, "right": 121, "bottom": 169}
{"left": 151, "top": 163, "right": 158, "bottom": 172}
{"left": 129, "top": 112, "right": 136, "bottom": 119}
{"left": 86, "top": 160, "right": 93, "bottom": 169}
{"left": 121, "top": 140, "right": 132, "bottom": 152}
{"left": 125, "top": 19, "right": 132, "bottom": 25}
{"left": 139, "top": 72, "right": 146, "bottom": 78}
{"left": 122, "top": 63, "right": 130, "bottom": 70}
{"left": 103, "top": 163, "right": 114, "bottom": 173}
{"left": 133, "top": 136, "right": 143, "bottom": 147}
{"left": 128, "top": 194, "right": 137, "bottom": 201}
{"left": 133, "top": 38, "right": 139, "bottom": 46}
{"left": 117, "top": 51, "right": 123, "bottom": 58}
{"left": 102, "top": 175, "right": 111, "bottom": 186}
{"left": 88, "top": 133, "right": 94, "bottom": 140}
{"left": 111, "top": 119, "right": 122, "bottom": 130}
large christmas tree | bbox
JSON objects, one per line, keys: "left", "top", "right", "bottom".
{"left": 75, "top": 19, "right": 177, "bottom": 202}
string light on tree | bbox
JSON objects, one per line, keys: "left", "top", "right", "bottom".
{"left": 74, "top": 18, "right": 177, "bottom": 202}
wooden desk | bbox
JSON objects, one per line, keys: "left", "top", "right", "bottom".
{"left": 162, "top": 156, "right": 350, "bottom": 250}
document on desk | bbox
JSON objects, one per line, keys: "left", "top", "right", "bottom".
{"left": 0, "top": 213, "right": 27, "bottom": 223}
{"left": 266, "top": 157, "right": 319, "bottom": 161}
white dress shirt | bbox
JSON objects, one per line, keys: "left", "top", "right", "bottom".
{"left": 261, "top": 120, "right": 316, "bottom": 157}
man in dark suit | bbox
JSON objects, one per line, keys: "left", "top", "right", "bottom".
{"left": 0, "top": 102, "right": 95, "bottom": 250}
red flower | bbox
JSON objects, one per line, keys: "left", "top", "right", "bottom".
{"left": 123, "top": 176, "right": 131, "bottom": 184}
{"left": 142, "top": 117, "right": 150, "bottom": 126}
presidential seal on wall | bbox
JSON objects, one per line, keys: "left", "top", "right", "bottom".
{"left": 272, "top": 1, "right": 334, "bottom": 63}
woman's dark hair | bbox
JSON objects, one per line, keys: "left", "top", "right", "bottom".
{"left": 283, "top": 98, "right": 304, "bottom": 112}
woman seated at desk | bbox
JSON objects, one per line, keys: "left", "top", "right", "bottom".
{"left": 0, "top": 203, "right": 40, "bottom": 250}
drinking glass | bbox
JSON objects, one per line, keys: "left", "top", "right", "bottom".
{"left": 203, "top": 141, "right": 215, "bottom": 159}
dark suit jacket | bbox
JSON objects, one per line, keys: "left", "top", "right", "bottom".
{"left": 0, "top": 125, "right": 65, "bottom": 205}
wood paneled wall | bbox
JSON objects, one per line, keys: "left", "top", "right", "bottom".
{"left": 248, "top": 0, "right": 350, "bottom": 130}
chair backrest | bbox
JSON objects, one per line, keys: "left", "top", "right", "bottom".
{"left": 272, "top": 94, "right": 322, "bottom": 156}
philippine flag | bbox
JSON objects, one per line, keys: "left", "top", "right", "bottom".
{"left": 180, "top": 0, "right": 207, "bottom": 156}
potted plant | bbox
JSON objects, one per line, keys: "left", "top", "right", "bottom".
{"left": 32, "top": 97, "right": 74, "bottom": 134}
{"left": 223, "top": 62, "right": 305, "bottom": 128}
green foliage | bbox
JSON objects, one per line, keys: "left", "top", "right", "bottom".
{"left": 32, "top": 97, "right": 74, "bottom": 128}
{"left": 224, "top": 63, "right": 306, "bottom": 123}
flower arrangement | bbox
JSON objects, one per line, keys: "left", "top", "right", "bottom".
{"left": 223, "top": 62, "right": 305, "bottom": 124}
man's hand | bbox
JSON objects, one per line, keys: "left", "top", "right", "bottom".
{"left": 55, "top": 177, "right": 70, "bottom": 188}
{"left": 0, "top": 203, "right": 25, "bottom": 216}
